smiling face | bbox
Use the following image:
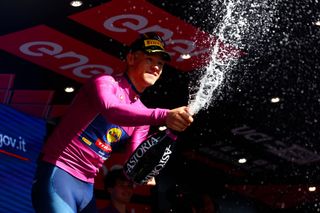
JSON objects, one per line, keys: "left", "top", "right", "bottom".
{"left": 126, "top": 50, "right": 165, "bottom": 93}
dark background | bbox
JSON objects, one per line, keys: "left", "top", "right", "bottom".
{"left": 1, "top": 0, "right": 320, "bottom": 212}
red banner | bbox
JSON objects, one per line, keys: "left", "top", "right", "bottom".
{"left": 69, "top": 0, "right": 243, "bottom": 71}
{"left": 0, "top": 25, "right": 126, "bottom": 83}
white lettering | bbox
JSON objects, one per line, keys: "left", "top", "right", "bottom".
{"left": 170, "top": 39, "right": 196, "bottom": 54}
{"left": 103, "top": 13, "right": 210, "bottom": 62}
{"left": 20, "top": 41, "right": 63, "bottom": 56}
{"left": 125, "top": 137, "right": 158, "bottom": 174}
{"left": 73, "top": 64, "right": 113, "bottom": 78}
{"left": 138, "top": 25, "right": 173, "bottom": 41}
{"left": 56, "top": 51, "right": 89, "bottom": 69}
{"left": 0, "top": 133, "right": 27, "bottom": 152}
{"left": 19, "top": 41, "right": 114, "bottom": 79}
{"left": 142, "top": 146, "right": 172, "bottom": 183}
{"left": 104, "top": 14, "right": 148, "bottom": 32}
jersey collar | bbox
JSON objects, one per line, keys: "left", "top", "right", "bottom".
{"left": 124, "top": 73, "right": 142, "bottom": 96}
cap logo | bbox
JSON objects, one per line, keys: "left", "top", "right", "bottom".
{"left": 144, "top": 39, "right": 164, "bottom": 50}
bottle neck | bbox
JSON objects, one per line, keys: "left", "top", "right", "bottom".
{"left": 166, "top": 129, "right": 178, "bottom": 141}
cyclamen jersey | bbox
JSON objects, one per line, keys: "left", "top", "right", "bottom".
{"left": 41, "top": 74, "right": 168, "bottom": 183}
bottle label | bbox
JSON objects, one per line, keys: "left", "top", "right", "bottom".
{"left": 140, "top": 145, "right": 173, "bottom": 183}
{"left": 124, "top": 128, "right": 178, "bottom": 184}
{"left": 125, "top": 136, "right": 159, "bottom": 174}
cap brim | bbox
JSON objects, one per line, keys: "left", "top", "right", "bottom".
{"left": 145, "top": 49, "right": 171, "bottom": 61}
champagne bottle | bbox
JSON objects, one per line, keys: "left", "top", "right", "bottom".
{"left": 123, "top": 126, "right": 177, "bottom": 184}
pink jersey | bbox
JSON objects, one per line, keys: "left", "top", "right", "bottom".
{"left": 41, "top": 74, "right": 168, "bottom": 183}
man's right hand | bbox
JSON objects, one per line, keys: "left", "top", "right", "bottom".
{"left": 166, "top": 106, "right": 194, "bottom": 132}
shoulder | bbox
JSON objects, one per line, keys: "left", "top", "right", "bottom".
{"left": 92, "top": 73, "right": 116, "bottom": 82}
{"left": 88, "top": 74, "right": 126, "bottom": 87}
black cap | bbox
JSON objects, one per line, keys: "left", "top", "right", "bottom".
{"left": 129, "top": 32, "right": 171, "bottom": 61}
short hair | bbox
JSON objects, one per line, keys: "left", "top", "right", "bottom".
{"left": 104, "top": 168, "right": 130, "bottom": 189}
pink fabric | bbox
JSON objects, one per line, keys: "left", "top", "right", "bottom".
{"left": 42, "top": 74, "right": 168, "bottom": 183}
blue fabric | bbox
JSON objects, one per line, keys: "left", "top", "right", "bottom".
{"left": 31, "top": 162, "right": 97, "bottom": 213}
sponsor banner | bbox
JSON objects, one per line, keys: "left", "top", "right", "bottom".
{"left": 0, "top": 104, "right": 46, "bottom": 213}
{"left": 69, "top": 0, "right": 244, "bottom": 71}
{"left": 0, "top": 104, "right": 45, "bottom": 161}
{"left": 0, "top": 25, "right": 126, "bottom": 83}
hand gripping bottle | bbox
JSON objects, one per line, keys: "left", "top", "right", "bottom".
{"left": 123, "top": 126, "right": 177, "bottom": 184}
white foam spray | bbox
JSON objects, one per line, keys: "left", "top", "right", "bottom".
{"left": 188, "top": 0, "right": 278, "bottom": 114}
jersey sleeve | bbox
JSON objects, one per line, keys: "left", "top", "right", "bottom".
{"left": 88, "top": 75, "right": 169, "bottom": 126}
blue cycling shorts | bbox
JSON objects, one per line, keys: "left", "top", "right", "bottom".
{"left": 31, "top": 162, "right": 97, "bottom": 213}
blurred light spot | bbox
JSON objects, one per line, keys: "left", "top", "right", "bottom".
{"left": 158, "top": 126, "right": 167, "bottom": 131}
{"left": 238, "top": 158, "right": 247, "bottom": 164}
{"left": 64, "top": 87, "right": 75, "bottom": 93}
{"left": 70, "top": 0, "right": 83, "bottom": 7}
{"left": 180, "top": 54, "right": 191, "bottom": 59}
{"left": 309, "top": 186, "right": 317, "bottom": 192}
{"left": 313, "top": 20, "right": 320, "bottom": 27}
{"left": 271, "top": 97, "right": 280, "bottom": 103}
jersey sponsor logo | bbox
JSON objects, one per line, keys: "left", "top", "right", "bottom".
{"left": 95, "top": 138, "right": 112, "bottom": 153}
{"left": 144, "top": 40, "right": 164, "bottom": 49}
{"left": 78, "top": 115, "right": 129, "bottom": 160}
{"left": 106, "top": 127, "right": 122, "bottom": 143}
{"left": 81, "top": 137, "right": 92, "bottom": 145}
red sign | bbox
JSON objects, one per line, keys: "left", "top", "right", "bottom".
{"left": 0, "top": 25, "right": 126, "bottom": 83}
{"left": 69, "top": 0, "right": 244, "bottom": 71}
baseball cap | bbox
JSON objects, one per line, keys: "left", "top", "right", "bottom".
{"left": 129, "top": 32, "right": 171, "bottom": 61}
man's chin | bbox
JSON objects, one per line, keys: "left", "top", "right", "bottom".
{"left": 144, "top": 78, "right": 157, "bottom": 86}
